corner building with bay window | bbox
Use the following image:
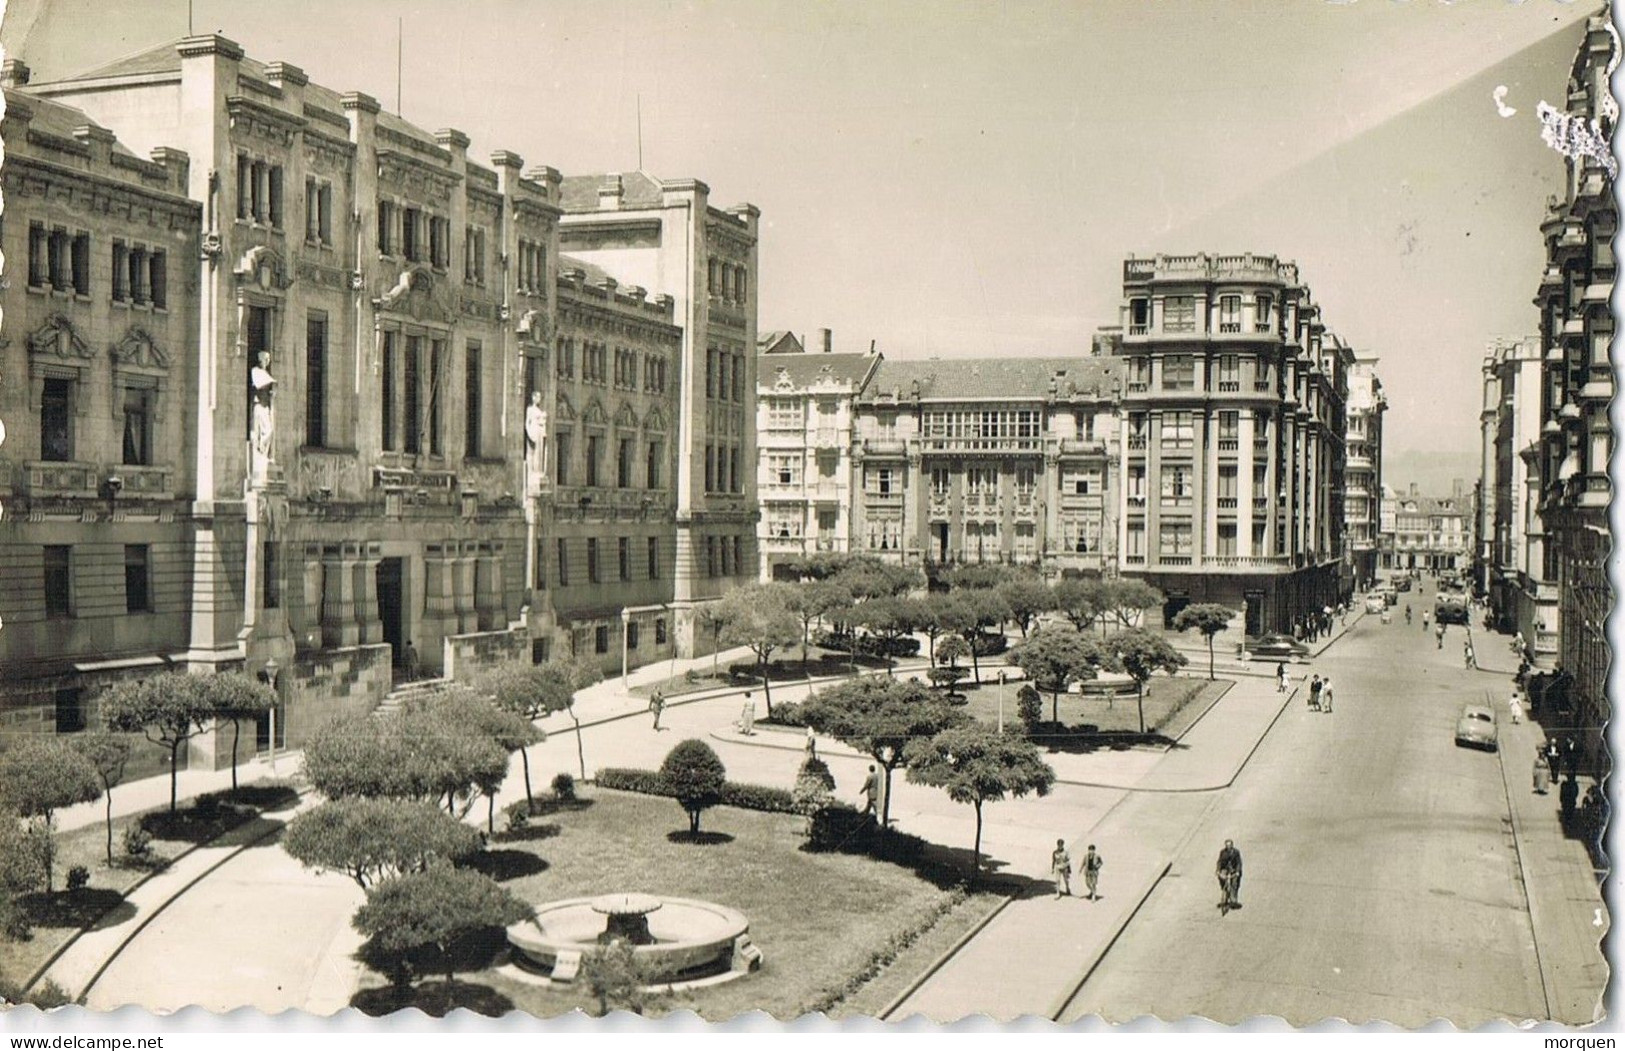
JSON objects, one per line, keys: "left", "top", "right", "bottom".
{"left": 1116, "top": 253, "right": 1351, "bottom": 634}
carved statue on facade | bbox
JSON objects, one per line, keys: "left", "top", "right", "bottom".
{"left": 250, "top": 352, "right": 276, "bottom": 481}
{"left": 525, "top": 390, "right": 549, "bottom": 489}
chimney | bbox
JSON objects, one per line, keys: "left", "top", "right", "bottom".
{"left": 819, "top": 328, "right": 833, "bottom": 354}
{"left": 1, "top": 59, "right": 31, "bottom": 87}
{"left": 1409, "top": 482, "right": 1419, "bottom": 498}
{"left": 1452, "top": 478, "right": 1464, "bottom": 499}
{"left": 869, "top": 339, "right": 877, "bottom": 356}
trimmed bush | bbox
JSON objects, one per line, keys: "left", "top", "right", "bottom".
{"left": 764, "top": 700, "right": 808, "bottom": 727}
{"left": 65, "top": 866, "right": 90, "bottom": 893}
{"left": 596, "top": 768, "right": 800, "bottom": 815}
{"left": 504, "top": 801, "right": 530, "bottom": 832}
{"left": 968, "top": 632, "right": 1009, "bottom": 658}
{"left": 122, "top": 825, "right": 153, "bottom": 861}
{"left": 1016, "top": 684, "right": 1043, "bottom": 730}
{"left": 551, "top": 772, "right": 577, "bottom": 802}
{"left": 660, "top": 740, "right": 727, "bottom": 835}
{"left": 806, "top": 804, "right": 927, "bottom": 863}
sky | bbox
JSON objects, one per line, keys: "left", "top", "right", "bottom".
{"left": 2, "top": 0, "right": 1600, "bottom": 492}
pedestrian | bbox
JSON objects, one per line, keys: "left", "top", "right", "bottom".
{"left": 860, "top": 764, "right": 880, "bottom": 817}
{"left": 1319, "top": 677, "right": 1333, "bottom": 714}
{"left": 1276, "top": 662, "right": 1288, "bottom": 693}
{"left": 1463, "top": 640, "right": 1476, "bottom": 670}
{"left": 1533, "top": 747, "right": 1551, "bottom": 794}
{"left": 403, "top": 639, "right": 421, "bottom": 682}
{"left": 1422, "top": 609, "right": 1430, "bottom": 631}
{"left": 649, "top": 688, "right": 665, "bottom": 731}
{"left": 1561, "top": 774, "right": 1579, "bottom": 825}
{"left": 1562, "top": 735, "right": 1580, "bottom": 777}
{"left": 1508, "top": 691, "right": 1524, "bottom": 725}
{"left": 804, "top": 724, "right": 817, "bottom": 759}
{"left": 1082, "top": 844, "right": 1104, "bottom": 900}
{"left": 1051, "top": 839, "right": 1073, "bottom": 898}
{"left": 1435, "top": 624, "right": 1445, "bottom": 650}
{"left": 1405, "top": 605, "right": 1412, "bottom": 625}
{"left": 1512, "top": 631, "right": 1526, "bottom": 657}
{"left": 1308, "top": 674, "right": 1323, "bottom": 712}
{"left": 739, "top": 693, "right": 756, "bottom": 736}
{"left": 1217, "top": 839, "right": 1243, "bottom": 911}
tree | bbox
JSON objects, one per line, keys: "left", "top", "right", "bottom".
{"left": 791, "top": 756, "right": 837, "bottom": 833}
{"left": 834, "top": 557, "right": 921, "bottom": 601}
{"left": 997, "top": 575, "right": 1054, "bottom": 638}
{"left": 1006, "top": 627, "right": 1111, "bottom": 724}
{"left": 0, "top": 816, "right": 48, "bottom": 940}
{"left": 785, "top": 579, "right": 853, "bottom": 665}
{"left": 302, "top": 705, "right": 507, "bottom": 818}
{"left": 798, "top": 676, "right": 967, "bottom": 831}
{"left": 1099, "top": 578, "right": 1165, "bottom": 631}
{"left": 478, "top": 664, "right": 562, "bottom": 813}
{"left": 1173, "top": 603, "right": 1236, "bottom": 681}
{"left": 957, "top": 589, "right": 1011, "bottom": 684}
{"left": 69, "top": 733, "right": 132, "bottom": 865}
{"left": 854, "top": 596, "right": 921, "bottom": 676}
{"left": 0, "top": 737, "right": 101, "bottom": 891}
{"left": 1051, "top": 578, "right": 1103, "bottom": 634}
{"left": 945, "top": 563, "right": 1007, "bottom": 591}
{"left": 714, "top": 583, "right": 800, "bottom": 713}
{"left": 918, "top": 595, "right": 974, "bottom": 667}
{"left": 100, "top": 671, "right": 219, "bottom": 813}
{"left": 204, "top": 673, "right": 278, "bottom": 793}
{"left": 935, "top": 634, "right": 972, "bottom": 670}
{"left": 352, "top": 863, "right": 531, "bottom": 987}
{"left": 284, "top": 798, "right": 482, "bottom": 890}
{"left": 694, "top": 604, "right": 727, "bottom": 676}
{"left": 413, "top": 687, "right": 541, "bottom": 832}
{"left": 905, "top": 725, "right": 1055, "bottom": 880}
{"left": 659, "top": 739, "right": 727, "bottom": 835}
{"left": 1109, "top": 629, "right": 1189, "bottom": 734}
{"left": 545, "top": 658, "right": 603, "bottom": 781}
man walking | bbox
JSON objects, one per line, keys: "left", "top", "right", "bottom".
{"left": 1463, "top": 639, "right": 1476, "bottom": 670}
{"left": 1276, "top": 662, "right": 1289, "bottom": 693}
{"left": 1217, "top": 839, "right": 1243, "bottom": 911}
{"left": 1308, "top": 674, "right": 1323, "bottom": 712}
{"left": 1051, "top": 839, "right": 1073, "bottom": 898}
{"left": 860, "top": 764, "right": 881, "bottom": 818}
{"left": 1082, "top": 844, "right": 1104, "bottom": 901}
{"left": 649, "top": 689, "right": 665, "bottom": 731}
{"left": 1319, "top": 677, "right": 1334, "bottom": 714}
{"left": 1422, "top": 608, "right": 1430, "bottom": 632}
{"left": 1435, "top": 623, "right": 1445, "bottom": 650}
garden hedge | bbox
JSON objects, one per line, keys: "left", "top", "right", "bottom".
{"left": 595, "top": 768, "right": 798, "bottom": 815}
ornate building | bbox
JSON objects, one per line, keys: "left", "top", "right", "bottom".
{"left": 1531, "top": 11, "right": 1615, "bottom": 774}
{"left": 1344, "top": 353, "right": 1386, "bottom": 593}
{"left": 755, "top": 331, "right": 881, "bottom": 580}
{"left": 558, "top": 173, "right": 760, "bottom": 656}
{"left": 1390, "top": 486, "right": 1471, "bottom": 573}
{"left": 0, "top": 70, "right": 201, "bottom": 777}
{"left": 1116, "top": 254, "right": 1350, "bottom": 634}
{"left": 850, "top": 356, "right": 1123, "bottom": 576}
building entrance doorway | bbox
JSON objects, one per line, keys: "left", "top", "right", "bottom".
{"left": 934, "top": 522, "right": 949, "bottom": 562}
{"left": 1244, "top": 591, "right": 1265, "bottom": 637}
{"left": 377, "top": 557, "right": 406, "bottom": 671}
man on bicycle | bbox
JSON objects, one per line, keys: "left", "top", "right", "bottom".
{"left": 1217, "top": 839, "right": 1243, "bottom": 910}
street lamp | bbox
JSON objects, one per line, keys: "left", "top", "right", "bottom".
{"left": 262, "top": 657, "right": 281, "bottom": 773}
{"left": 997, "top": 671, "right": 1007, "bottom": 734}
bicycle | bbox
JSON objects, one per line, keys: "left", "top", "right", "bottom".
{"left": 1218, "top": 870, "right": 1241, "bottom": 913}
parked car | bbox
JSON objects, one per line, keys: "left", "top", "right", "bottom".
{"left": 1363, "top": 594, "right": 1387, "bottom": 614}
{"left": 1435, "top": 597, "right": 1470, "bottom": 625}
{"left": 1455, "top": 704, "right": 1498, "bottom": 751}
{"left": 1394, "top": 578, "right": 1413, "bottom": 593}
{"left": 1240, "top": 633, "right": 1311, "bottom": 663}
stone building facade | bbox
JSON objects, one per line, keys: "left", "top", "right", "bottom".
{"left": 557, "top": 172, "right": 760, "bottom": 656}
{"left": 0, "top": 72, "right": 202, "bottom": 778}
{"left": 755, "top": 331, "right": 880, "bottom": 580}
{"left": 850, "top": 356, "right": 1123, "bottom": 577}
{"left": 1116, "top": 254, "right": 1351, "bottom": 634}
{"left": 1531, "top": 11, "right": 1615, "bottom": 774}
{"left": 1344, "top": 354, "right": 1386, "bottom": 593}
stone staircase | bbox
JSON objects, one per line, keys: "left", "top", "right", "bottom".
{"left": 373, "top": 676, "right": 452, "bottom": 719}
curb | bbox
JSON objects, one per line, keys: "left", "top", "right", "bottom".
{"left": 1044, "top": 859, "right": 1175, "bottom": 1021}
{"left": 1495, "top": 716, "right": 1558, "bottom": 1021}
{"left": 876, "top": 892, "right": 1019, "bottom": 1021}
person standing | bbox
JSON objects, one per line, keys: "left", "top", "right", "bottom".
{"left": 1463, "top": 640, "right": 1476, "bottom": 670}
{"left": 1436, "top": 623, "right": 1445, "bottom": 650}
{"left": 1533, "top": 746, "right": 1551, "bottom": 794}
{"left": 1320, "top": 677, "right": 1334, "bottom": 714}
{"left": 1422, "top": 608, "right": 1430, "bottom": 632}
{"left": 1276, "top": 662, "right": 1289, "bottom": 693}
{"left": 1051, "top": 839, "right": 1073, "bottom": 898}
{"left": 1508, "top": 690, "right": 1524, "bottom": 725}
{"left": 1560, "top": 774, "right": 1580, "bottom": 825}
{"left": 1217, "top": 839, "right": 1243, "bottom": 910}
{"left": 860, "top": 764, "right": 881, "bottom": 817}
{"left": 739, "top": 693, "right": 756, "bottom": 736}
{"left": 1081, "top": 844, "right": 1103, "bottom": 901}
{"left": 1308, "top": 674, "right": 1323, "bottom": 712}
{"left": 649, "top": 689, "right": 665, "bottom": 731}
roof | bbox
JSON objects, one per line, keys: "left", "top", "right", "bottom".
{"left": 759, "top": 330, "right": 802, "bottom": 354}
{"left": 863, "top": 356, "right": 1123, "bottom": 402}
{"left": 758, "top": 353, "right": 879, "bottom": 391}
{"left": 557, "top": 253, "right": 618, "bottom": 287}
{"left": 1397, "top": 497, "right": 1465, "bottom": 519}
{"left": 6, "top": 86, "right": 148, "bottom": 165}
{"left": 559, "top": 171, "right": 666, "bottom": 212}
{"left": 59, "top": 40, "right": 181, "bottom": 81}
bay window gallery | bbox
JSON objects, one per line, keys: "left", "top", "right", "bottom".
{"left": 378, "top": 327, "right": 450, "bottom": 457}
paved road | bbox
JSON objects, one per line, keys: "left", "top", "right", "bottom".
{"left": 1060, "top": 614, "right": 1547, "bottom": 1026}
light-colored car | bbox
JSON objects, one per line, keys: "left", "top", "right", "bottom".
{"left": 1364, "top": 594, "right": 1387, "bottom": 614}
{"left": 1240, "top": 633, "right": 1311, "bottom": 663}
{"left": 1455, "top": 705, "right": 1498, "bottom": 751}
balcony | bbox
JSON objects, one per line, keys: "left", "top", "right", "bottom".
{"left": 1127, "top": 494, "right": 1147, "bottom": 509}
{"left": 865, "top": 488, "right": 903, "bottom": 503}
{"left": 813, "top": 429, "right": 842, "bottom": 450}
{"left": 1217, "top": 381, "right": 1240, "bottom": 392}
{"left": 1216, "top": 496, "right": 1238, "bottom": 511}
{"left": 922, "top": 437, "right": 1042, "bottom": 453}
{"left": 813, "top": 481, "right": 842, "bottom": 503}
{"left": 1128, "top": 324, "right": 1149, "bottom": 336}
{"left": 1205, "top": 555, "right": 1293, "bottom": 569}
{"left": 928, "top": 494, "right": 950, "bottom": 518}
{"left": 1253, "top": 441, "right": 1270, "bottom": 457}
{"left": 1124, "top": 554, "right": 1147, "bottom": 565}
{"left": 1127, "top": 382, "right": 1149, "bottom": 393}
{"left": 1060, "top": 438, "right": 1107, "bottom": 455}
{"left": 1218, "top": 438, "right": 1239, "bottom": 453}
{"left": 1127, "top": 436, "right": 1147, "bottom": 452}
{"left": 22, "top": 460, "right": 103, "bottom": 499}
{"left": 1158, "top": 555, "right": 1193, "bottom": 566}
{"left": 1219, "top": 322, "right": 1241, "bottom": 334}
{"left": 862, "top": 438, "right": 906, "bottom": 455}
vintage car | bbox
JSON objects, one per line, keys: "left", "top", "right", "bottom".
{"left": 1240, "top": 633, "right": 1311, "bottom": 663}
{"left": 1455, "top": 705, "right": 1498, "bottom": 751}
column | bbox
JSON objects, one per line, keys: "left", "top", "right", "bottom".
{"left": 321, "top": 544, "right": 358, "bottom": 648}
{"left": 1237, "top": 413, "right": 1255, "bottom": 557}
{"left": 1203, "top": 409, "right": 1219, "bottom": 558}
{"left": 456, "top": 540, "right": 479, "bottom": 633}
{"left": 356, "top": 542, "right": 382, "bottom": 645}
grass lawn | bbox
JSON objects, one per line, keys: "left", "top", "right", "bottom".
{"left": 948, "top": 675, "right": 1225, "bottom": 749}
{"left": 351, "top": 787, "right": 986, "bottom": 1021}
{"left": 0, "top": 783, "right": 299, "bottom": 990}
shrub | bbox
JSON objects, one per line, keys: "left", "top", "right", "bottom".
{"left": 193, "top": 792, "right": 227, "bottom": 819}
{"left": 659, "top": 741, "right": 727, "bottom": 835}
{"left": 580, "top": 938, "right": 650, "bottom": 1017}
{"left": 551, "top": 772, "right": 576, "bottom": 802}
{"left": 0, "top": 976, "right": 71, "bottom": 1009}
{"left": 806, "top": 805, "right": 928, "bottom": 862}
{"left": 1016, "top": 684, "right": 1043, "bottom": 730}
{"left": 504, "top": 801, "right": 530, "bottom": 832}
{"left": 122, "top": 825, "right": 153, "bottom": 861}
{"left": 0, "top": 897, "right": 31, "bottom": 942}
{"left": 792, "top": 758, "right": 837, "bottom": 821}
{"left": 65, "top": 866, "right": 90, "bottom": 894}
{"left": 596, "top": 768, "right": 800, "bottom": 815}
{"left": 765, "top": 700, "right": 808, "bottom": 727}
{"left": 969, "top": 632, "right": 1009, "bottom": 658}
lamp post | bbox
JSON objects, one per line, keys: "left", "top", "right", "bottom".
{"left": 262, "top": 657, "right": 281, "bottom": 773}
{"left": 997, "top": 670, "right": 1007, "bottom": 734}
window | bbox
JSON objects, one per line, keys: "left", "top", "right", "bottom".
{"left": 557, "top": 538, "right": 570, "bottom": 586}
{"left": 306, "top": 315, "right": 328, "bottom": 448}
{"left": 586, "top": 435, "right": 602, "bottom": 487}
{"left": 627, "top": 622, "right": 640, "bottom": 651}
{"left": 656, "top": 618, "right": 668, "bottom": 645}
{"left": 1161, "top": 411, "right": 1194, "bottom": 451}
{"left": 1218, "top": 295, "right": 1241, "bottom": 333}
{"left": 869, "top": 467, "right": 895, "bottom": 496}
{"left": 1217, "top": 522, "right": 1238, "bottom": 557}
{"left": 704, "top": 445, "right": 714, "bottom": 492}
{"left": 1015, "top": 466, "right": 1037, "bottom": 500}
{"left": 464, "top": 226, "right": 487, "bottom": 286}
{"left": 556, "top": 431, "right": 571, "bottom": 485}
{"left": 47, "top": 228, "right": 67, "bottom": 291}
{"left": 730, "top": 449, "right": 741, "bottom": 493}
{"left": 378, "top": 200, "right": 396, "bottom": 255}
{"left": 930, "top": 467, "right": 950, "bottom": 496}
{"left": 402, "top": 207, "right": 422, "bottom": 262}
{"left": 1128, "top": 297, "right": 1150, "bottom": 334}
{"left": 557, "top": 339, "right": 575, "bottom": 379}
{"left": 41, "top": 377, "right": 74, "bottom": 462}
{"left": 533, "top": 539, "right": 547, "bottom": 590}
{"left": 1217, "top": 465, "right": 1239, "bottom": 501}
{"left": 1217, "top": 410, "right": 1239, "bottom": 442}
{"left": 647, "top": 441, "right": 663, "bottom": 489}
{"left": 149, "top": 250, "right": 167, "bottom": 309}
{"left": 236, "top": 153, "right": 249, "bottom": 220}
{"left": 71, "top": 232, "right": 90, "bottom": 295}
{"left": 1160, "top": 465, "right": 1192, "bottom": 503}
{"left": 1164, "top": 296, "right": 1196, "bottom": 333}
{"left": 29, "top": 222, "right": 48, "bottom": 287}
{"left": 1162, "top": 355, "right": 1195, "bottom": 390}
{"left": 430, "top": 216, "right": 450, "bottom": 269}
{"left": 768, "top": 397, "right": 803, "bottom": 430}
{"left": 55, "top": 688, "right": 86, "bottom": 734}
{"left": 618, "top": 536, "right": 631, "bottom": 581}
{"left": 403, "top": 336, "right": 422, "bottom": 454}
{"left": 771, "top": 454, "right": 800, "bottom": 487}
{"left": 648, "top": 537, "right": 660, "bottom": 579}
{"left": 465, "top": 342, "right": 482, "bottom": 458}
{"left": 733, "top": 354, "right": 746, "bottom": 402}
{"left": 1253, "top": 464, "right": 1269, "bottom": 500}
{"left": 1127, "top": 465, "right": 1146, "bottom": 500}
{"left": 44, "top": 546, "right": 72, "bottom": 618}
{"left": 381, "top": 331, "right": 398, "bottom": 451}
{"left": 587, "top": 539, "right": 600, "bottom": 582}
{"left": 706, "top": 536, "right": 718, "bottom": 576}
{"left": 1254, "top": 356, "right": 1272, "bottom": 391}
{"left": 1217, "top": 356, "right": 1239, "bottom": 391}
{"left": 1159, "top": 522, "right": 1193, "bottom": 555}
{"left": 592, "top": 625, "right": 609, "bottom": 655}
{"left": 428, "top": 340, "right": 444, "bottom": 456}
{"left": 121, "top": 385, "right": 154, "bottom": 466}
{"left": 127, "top": 246, "right": 147, "bottom": 304}
{"left": 1254, "top": 294, "right": 1274, "bottom": 332}
{"left": 122, "top": 544, "right": 153, "bottom": 613}
{"left": 268, "top": 165, "right": 284, "bottom": 227}
{"left": 111, "top": 241, "right": 128, "bottom": 300}
{"left": 733, "top": 536, "right": 743, "bottom": 573}
{"left": 706, "top": 349, "right": 717, "bottom": 398}
{"left": 618, "top": 439, "right": 633, "bottom": 488}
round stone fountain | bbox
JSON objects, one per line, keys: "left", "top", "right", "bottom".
{"left": 506, "top": 893, "right": 762, "bottom": 988}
